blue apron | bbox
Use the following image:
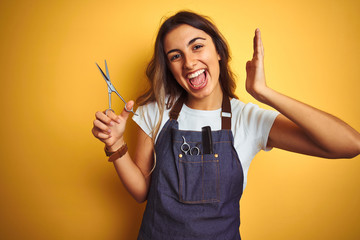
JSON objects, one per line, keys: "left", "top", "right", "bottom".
{"left": 138, "top": 94, "right": 244, "bottom": 240}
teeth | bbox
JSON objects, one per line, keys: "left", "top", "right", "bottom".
{"left": 188, "top": 69, "right": 205, "bottom": 79}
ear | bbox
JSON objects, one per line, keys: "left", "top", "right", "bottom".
{"left": 217, "top": 52, "right": 221, "bottom": 61}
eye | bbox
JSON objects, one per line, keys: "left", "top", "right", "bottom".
{"left": 193, "top": 44, "right": 203, "bottom": 50}
{"left": 170, "top": 53, "right": 181, "bottom": 62}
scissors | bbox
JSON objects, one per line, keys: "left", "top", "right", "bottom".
{"left": 95, "top": 60, "right": 137, "bottom": 116}
{"left": 181, "top": 136, "right": 200, "bottom": 155}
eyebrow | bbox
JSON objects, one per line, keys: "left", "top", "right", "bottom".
{"left": 166, "top": 37, "right": 206, "bottom": 56}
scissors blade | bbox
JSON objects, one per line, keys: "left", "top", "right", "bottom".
{"left": 96, "top": 62, "right": 126, "bottom": 102}
{"left": 95, "top": 61, "right": 138, "bottom": 116}
{"left": 95, "top": 62, "right": 109, "bottom": 82}
{"left": 96, "top": 62, "right": 114, "bottom": 92}
{"left": 113, "top": 88, "right": 128, "bottom": 105}
{"left": 105, "top": 60, "right": 110, "bottom": 80}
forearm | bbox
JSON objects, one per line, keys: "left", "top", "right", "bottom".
{"left": 108, "top": 140, "right": 150, "bottom": 203}
{"left": 260, "top": 87, "right": 360, "bottom": 158}
{"left": 92, "top": 102, "right": 152, "bottom": 202}
{"left": 246, "top": 29, "right": 360, "bottom": 158}
{"left": 112, "top": 152, "right": 149, "bottom": 203}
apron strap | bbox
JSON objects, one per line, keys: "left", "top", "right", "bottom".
{"left": 169, "top": 93, "right": 232, "bottom": 130}
{"left": 169, "top": 93, "right": 186, "bottom": 120}
{"left": 221, "top": 94, "right": 231, "bottom": 130}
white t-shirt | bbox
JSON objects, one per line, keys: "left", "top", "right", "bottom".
{"left": 132, "top": 98, "right": 279, "bottom": 191}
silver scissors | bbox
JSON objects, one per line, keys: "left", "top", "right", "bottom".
{"left": 95, "top": 60, "right": 137, "bottom": 116}
{"left": 181, "top": 136, "right": 200, "bottom": 155}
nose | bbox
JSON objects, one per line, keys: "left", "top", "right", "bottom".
{"left": 183, "top": 53, "right": 196, "bottom": 70}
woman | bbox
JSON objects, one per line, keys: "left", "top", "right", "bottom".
{"left": 92, "top": 11, "right": 360, "bottom": 240}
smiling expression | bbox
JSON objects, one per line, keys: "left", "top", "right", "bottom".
{"left": 164, "top": 24, "right": 223, "bottom": 109}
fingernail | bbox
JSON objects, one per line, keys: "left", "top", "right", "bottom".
{"left": 107, "top": 128, "right": 111, "bottom": 133}
{"left": 109, "top": 121, "right": 114, "bottom": 126}
{"left": 116, "top": 118, "right": 121, "bottom": 124}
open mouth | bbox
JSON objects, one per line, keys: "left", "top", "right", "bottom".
{"left": 187, "top": 69, "right": 207, "bottom": 89}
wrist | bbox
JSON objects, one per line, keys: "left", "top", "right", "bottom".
{"left": 261, "top": 87, "right": 280, "bottom": 107}
{"left": 106, "top": 138, "right": 125, "bottom": 152}
{"left": 253, "top": 86, "right": 274, "bottom": 105}
{"left": 105, "top": 142, "right": 128, "bottom": 161}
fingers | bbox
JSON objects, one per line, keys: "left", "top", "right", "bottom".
{"left": 253, "top": 28, "right": 264, "bottom": 59}
{"left": 92, "top": 126, "right": 111, "bottom": 140}
{"left": 93, "top": 118, "right": 111, "bottom": 132}
{"left": 95, "top": 111, "right": 112, "bottom": 125}
{"left": 93, "top": 110, "right": 119, "bottom": 140}
{"left": 106, "top": 110, "right": 121, "bottom": 124}
{"left": 92, "top": 101, "right": 135, "bottom": 143}
{"left": 95, "top": 110, "right": 120, "bottom": 125}
{"left": 257, "top": 28, "right": 264, "bottom": 55}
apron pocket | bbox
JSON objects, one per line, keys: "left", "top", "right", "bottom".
{"left": 178, "top": 154, "right": 220, "bottom": 203}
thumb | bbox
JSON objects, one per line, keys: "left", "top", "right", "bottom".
{"left": 119, "top": 100, "right": 135, "bottom": 120}
{"left": 246, "top": 61, "right": 252, "bottom": 73}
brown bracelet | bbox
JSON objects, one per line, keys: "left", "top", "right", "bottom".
{"left": 105, "top": 143, "right": 128, "bottom": 162}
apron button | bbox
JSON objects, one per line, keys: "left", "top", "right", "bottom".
{"left": 214, "top": 154, "right": 218, "bottom": 158}
{"left": 179, "top": 154, "right": 183, "bottom": 158}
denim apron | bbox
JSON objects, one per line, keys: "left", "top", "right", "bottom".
{"left": 138, "top": 94, "right": 244, "bottom": 240}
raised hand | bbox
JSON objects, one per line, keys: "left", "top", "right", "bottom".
{"left": 245, "top": 28, "right": 268, "bottom": 103}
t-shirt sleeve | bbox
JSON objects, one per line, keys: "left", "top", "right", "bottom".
{"left": 242, "top": 103, "right": 279, "bottom": 151}
{"left": 132, "top": 101, "right": 159, "bottom": 138}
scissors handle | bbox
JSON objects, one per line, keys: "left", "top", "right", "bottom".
{"left": 113, "top": 90, "right": 138, "bottom": 115}
{"left": 181, "top": 136, "right": 200, "bottom": 155}
{"left": 189, "top": 147, "right": 200, "bottom": 156}
{"left": 105, "top": 108, "right": 115, "bottom": 116}
{"left": 105, "top": 105, "right": 136, "bottom": 116}
{"left": 124, "top": 104, "right": 137, "bottom": 115}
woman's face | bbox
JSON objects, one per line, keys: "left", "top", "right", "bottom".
{"left": 164, "top": 24, "right": 222, "bottom": 108}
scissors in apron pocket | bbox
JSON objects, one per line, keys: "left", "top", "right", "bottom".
{"left": 95, "top": 60, "right": 137, "bottom": 116}
{"left": 181, "top": 136, "right": 200, "bottom": 155}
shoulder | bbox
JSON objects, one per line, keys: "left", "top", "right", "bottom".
{"left": 132, "top": 95, "right": 173, "bottom": 137}
{"left": 230, "top": 98, "right": 245, "bottom": 114}
{"left": 134, "top": 95, "right": 175, "bottom": 116}
{"left": 137, "top": 100, "right": 159, "bottom": 114}
{"left": 231, "top": 99, "right": 279, "bottom": 151}
{"left": 231, "top": 98, "right": 279, "bottom": 134}
{"left": 230, "top": 98, "right": 261, "bottom": 120}
{"left": 231, "top": 98, "right": 277, "bottom": 119}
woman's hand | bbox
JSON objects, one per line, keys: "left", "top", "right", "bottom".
{"left": 246, "top": 28, "right": 269, "bottom": 103}
{"left": 92, "top": 101, "right": 135, "bottom": 151}
{"left": 244, "top": 29, "right": 360, "bottom": 158}
{"left": 92, "top": 101, "right": 154, "bottom": 202}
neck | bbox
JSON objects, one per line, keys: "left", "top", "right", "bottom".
{"left": 185, "top": 90, "right": 224, "bottom": 110}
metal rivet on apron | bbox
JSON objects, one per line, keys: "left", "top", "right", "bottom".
{"left": 179, "top": 154, "right": 183, "bottom": 158}
{"left": 214, "top": 154, "right": 218, "bottom": 158}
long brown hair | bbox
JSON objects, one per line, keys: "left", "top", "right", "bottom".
{"left": 137, "top": 10, "right": 238, "bottom": 141}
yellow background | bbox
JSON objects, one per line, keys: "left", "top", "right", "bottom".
{"left": 1, "top": 0, "right": 359, "bottom": 239}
